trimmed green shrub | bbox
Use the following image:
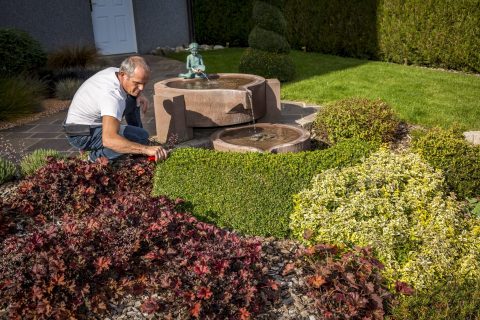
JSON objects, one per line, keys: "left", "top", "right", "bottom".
{"left": 248, "top": 26, "right": 290, "bottom": 54}
{"left": 239, "top": 48, "right": 295, "bottom": 82}
{"left": 312, "top": 97, "right": 401, "bottom": 145}
{"left": 153, "top": 139, "right": 378, "bottom": 238}
{"left": 290, "top": 148, "right": 480, "bottom": 291}
{"left": 239, "top": 0, "right": 295, "bottom": 81}
{"left": 47, "top": 45, "right": 98, "bottom": 69}
{"left": 0, "top": 28, "right": 46, "bottom": 76}
{"left": 20, "top": 149, "right": 62, "bottom": 177}
{"left": 411, "top": 127, "right": 480, "bottom": 199}
{"left": 0, "top": 157, "right": 17, "bottom": 184}
{"left": 0, "top": 76, "right": 47, "bottom": 121}
{"left": 55, "top": 78, "right": 83, "bottom": 100}
{"left": 252, "top": 1, "right": 287, "bottom": 36}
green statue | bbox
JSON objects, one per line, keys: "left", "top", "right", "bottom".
{"left": 179, "top": 42, "right": 206, "bottom": 79}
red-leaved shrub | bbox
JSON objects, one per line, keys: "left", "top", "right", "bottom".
{"left": 300, "top": 244, "right": 392, "bottom": 319}
{"left": 0, "top": 157, "right": 276, "bottom": 319}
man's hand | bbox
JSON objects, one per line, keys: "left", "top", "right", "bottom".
{"left": 145, "top": 145, "right": 168, "bottom": 162}
{"left": 136, "top": 95, "right": 149, "bottom": 114}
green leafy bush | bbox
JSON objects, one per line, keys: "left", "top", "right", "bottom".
{"left": 0, "top": 157, "right": 17, "bottom": 184}
{"left": 47, "top": 45, "right": 98, "bottom": 69}
{"left": 20, "top": 149, "right": 62, "bottom": 177}
{"left": 290, "top": 148, "right": 480, "bottom": 291}
{"left": 0, "top": 28, "right": 46, "bottom": 76}
{"left": 54, "top": 78, "right": 83, "bottom": 100}
{"left": 312, "top": 97, "right": 401, "bottom": 145}
{"left": 0, "top": 76, "right": 47, "bottom": 121}
{"left": 153, "top": 139, "right": 378, "bottom": 238}
{"left": 411, "top": 127, "right": 480, "bottom": 199}
{"left": 239, "top": 0, "right": 295, "bottom": 81}
{"left": 239, "top": 48, "right": 295, "bottom": 82}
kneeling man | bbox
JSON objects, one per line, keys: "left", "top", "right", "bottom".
{"left": 64, "top": 56, "right": 167, "bottom": 162}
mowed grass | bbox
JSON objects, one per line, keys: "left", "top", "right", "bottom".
{"left": 168, "top": 48, "right": 480, "bottom": 130}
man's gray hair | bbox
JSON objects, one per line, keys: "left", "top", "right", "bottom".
{"left": 119, "top": 56, "right": 150, "bottom": 77}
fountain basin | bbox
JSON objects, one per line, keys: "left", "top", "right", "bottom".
{"left": 154, "top": 73, "right": 266, "bottom": 128}
{"left": 211, "top": 123, "right": 311, "bottom": 153}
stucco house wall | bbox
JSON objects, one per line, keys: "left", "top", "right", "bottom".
{"left": 0, "top": 0, "right": 191, "bottom": 54}
{"left": 0, "top": 0, "right": 95, "bottom": 52}
{"left": 134, "top": 0, "right": 192, "bottom": 53}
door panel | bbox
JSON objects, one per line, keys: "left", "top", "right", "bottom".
{"left": 91, "top": 0, "right": 137, "bottom": 55}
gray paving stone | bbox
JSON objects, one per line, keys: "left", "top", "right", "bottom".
{"left": 26, "top": 138, "right": 73, "bottom": 152}
{"left": 2, "top": 132, "right": 34, "bottom": 139}
{"left": 463, "top": 131, "right": 480, "bottom": 145}
{"left": 27, "top": 124, "right": 64, "bottom": 133}
{"left": 30, "top": 132, "right": 65, "bottom": 139}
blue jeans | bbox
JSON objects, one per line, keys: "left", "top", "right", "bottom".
{"left": 67, "top": 125, "right": 149, "bottom": 161}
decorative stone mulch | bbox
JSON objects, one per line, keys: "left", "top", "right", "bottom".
{"left": 104, "top": 238, "right": 318, "bottom": 320}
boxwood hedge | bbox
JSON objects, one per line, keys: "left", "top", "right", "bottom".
{"left": 153, "top": 139, "right": 378, "bottom": 238}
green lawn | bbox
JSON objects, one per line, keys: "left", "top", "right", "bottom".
{"left": 168, "top": 48, "right": 480, "bottom": 130}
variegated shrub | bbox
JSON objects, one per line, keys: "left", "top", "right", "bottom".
{"left": 290, "top": 148, "right": 480, "bottom": 291}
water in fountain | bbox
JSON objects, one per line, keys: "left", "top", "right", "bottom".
{"left": 246, "top": 88, "right": 257, "bottom": 133}
{"left": 167, "top": 77, "right": 252, "bottom": 90}
{"left": 219, "top": 126, "right": 302, "bottom": 151}
{"left": 199, "top": 71, "right": 210, "bottom": 82}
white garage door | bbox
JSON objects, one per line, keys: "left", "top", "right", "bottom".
{"left": 91, "top": 0, "right": 138, "bottom": 55}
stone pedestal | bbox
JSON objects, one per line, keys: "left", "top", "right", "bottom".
{"left": 153, "top": 74, "right": 268, "bottom": 143}
{"left": 260, "top": 79, "right": 282, "bottom": 123}
{"left": 153, "top": 94, "right": 193, "bottom": 143}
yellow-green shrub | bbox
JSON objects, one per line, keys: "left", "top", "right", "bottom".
{"left": 290, "top": 148, "right": 480, "bottom": 291}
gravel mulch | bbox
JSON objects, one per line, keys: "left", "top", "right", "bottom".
{"left": 103, "top": 238, "right": 318, "bottom": 320}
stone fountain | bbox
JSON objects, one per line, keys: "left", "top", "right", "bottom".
{"left": 153, "top": 73, "right": 310, "bottom": 153}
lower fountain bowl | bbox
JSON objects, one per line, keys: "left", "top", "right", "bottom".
{"left": 211, "top": 123, "right": 311, "bottom": 153}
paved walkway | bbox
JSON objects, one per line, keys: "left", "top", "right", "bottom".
{"left": 0, "top": 54, "right": 320, "bottom": 162}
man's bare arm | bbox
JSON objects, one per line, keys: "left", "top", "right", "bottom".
{"left": 102, "top": 116, "right": 167, "bottom": 161}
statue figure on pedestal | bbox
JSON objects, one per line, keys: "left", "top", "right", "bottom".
{"left": 179, "top": 42, "right": 206, "bottom": 79}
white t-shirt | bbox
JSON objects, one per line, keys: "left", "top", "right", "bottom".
{"left": 65, "top": 67, "right": 127, "bottom": 125}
